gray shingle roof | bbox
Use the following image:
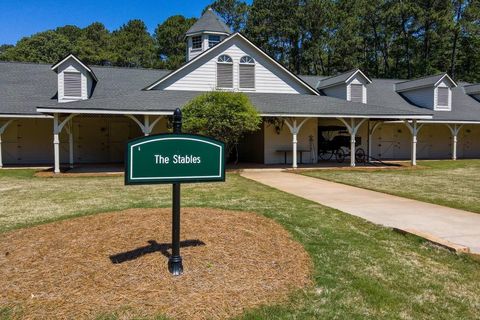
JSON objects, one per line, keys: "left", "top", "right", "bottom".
{"left": 0, "top": 61, "right": 169, "bottom": 115}
{"left": 316, "top": 69, "right": 359, "bottom": 89}
{"left": 35, "top": 90, "right": 432, "bottom": 118}
{"left": 394, "top": 73, "right": 454, "bottom": 92}
{"left": 463, "top": 83, "right": 480, "bottom": 95}
{"left": 299, "top": 75, "right": 480, "bottom": 122}
{"left": 186, "top": 9, "right": 231, "bottom": 36}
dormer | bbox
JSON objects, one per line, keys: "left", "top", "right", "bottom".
{"left": 317, "top": 69, "right": 371, "bottom": 103}
{"left": 463, "top": 84, "right": 480, "bottom": 102}
{"left": 395, "top": 73, "right": 457, "bottom": 111}
{"left": 51, "top": 54, "right": 97, "bottom": 103}
{"left": 185, "top": 8, "right": 231, "bottom": 61}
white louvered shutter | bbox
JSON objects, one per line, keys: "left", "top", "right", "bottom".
{"left": 350, "top": 84, "right": 363, "bottom": 103}
{"left": 64, "top": 72, "right": 82, "bottom": 97}
{"left": 437, "top": 87, "right": 449, "bottom": 107}
{"left": 217, "top": 63, "right": 233, "bottom": 88}
{"left": 240, "top": 64, "right": 255, "bottom": 89}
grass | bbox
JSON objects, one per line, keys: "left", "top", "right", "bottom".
{"left": 301, "top": 160, "right": 480, "bottom": 213}
{"left": 1, "top": 169, "right": 480, "bottom": 319}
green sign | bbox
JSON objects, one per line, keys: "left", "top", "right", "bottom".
{"left": 125, "top": 133, "right": 225, "bottom": 185}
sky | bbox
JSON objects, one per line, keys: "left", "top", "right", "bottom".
{"left": 0, "top": 0, "right": 237, "bottom": 45}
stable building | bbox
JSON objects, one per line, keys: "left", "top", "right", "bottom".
{"left": 1, "top": 9, "right": 480, "bottom": 172}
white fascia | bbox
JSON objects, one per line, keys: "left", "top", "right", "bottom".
{"left": 36, "top": 108, "right": 173, "bottom": 116}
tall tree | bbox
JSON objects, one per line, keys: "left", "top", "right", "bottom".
{"left": 154, "top": 15, "right": 197, "bottom": 69}
{"left": 0, "top": 30, "right": 72, "bottom": 63}
{"left": 75, "top": 22, "right": 111, "bottom": 65}
{"left": 206, "top": 0, "right": 249, "bottom": 32}
{"left": 109, "top": 19, "right": 156, "bottom": 68}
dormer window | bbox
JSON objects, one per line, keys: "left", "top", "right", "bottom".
{"left": 239, "top": 56, "right": 255, "bottom": 89}
{"left": 217, "top": 55, "right": 233, "bottom": 88}
{"left": 350, "top": 84, "right": 363, "bottom": 103}
{"left": 63, "top": 72, "right": 82, "bottom": 97}
{"left": 209, "top": 35, "right": 221, "bottom": 48}
{"left": 192, "top": 36, "right": 202, "bottom": 50}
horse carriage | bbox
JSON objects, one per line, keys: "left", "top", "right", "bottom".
{"left": 318, "top": 126, "right": 366, "bottom": 163}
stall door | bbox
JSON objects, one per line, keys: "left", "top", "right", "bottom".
{"left": 108, "top": 121, "right": 130, "bottom": 163}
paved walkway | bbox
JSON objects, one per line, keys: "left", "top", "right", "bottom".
{"left": 241, "top": 171, "right": 480, "bottom": 254}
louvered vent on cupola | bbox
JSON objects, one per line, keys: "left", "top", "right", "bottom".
{"left": 64, "top": 72, "right": 82, "bottom": 97}
{"left": 437, "top": 87, "right": 449, "bottom": 107}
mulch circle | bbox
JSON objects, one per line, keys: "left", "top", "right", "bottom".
{"left": 0, "top": 208, "right": 312, "bottom": 319}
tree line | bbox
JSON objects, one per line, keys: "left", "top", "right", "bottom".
{"left": 1, "top": 0, "right": 479, "bottom": 82}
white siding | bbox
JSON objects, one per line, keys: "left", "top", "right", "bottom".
{"left": 401, "top": 87, "right": 435, "bottom": 109}
{"left": 57, "top": 59, "right": 92, "bottom": 103}
{"left": 187, "top": 34, "right": 227, "bottom": 61}
{"left": 158, "top": 37, "right": 311, "bottom": 94}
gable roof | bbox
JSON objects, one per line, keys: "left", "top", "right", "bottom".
{"left": 317, "top": 69, "right": 372, "bottom": 89}
{"left": 186, "top": 8, "right": 231, "bottom": 36}
{"left": 395, "top": 73, "right": 457, "bottom": 92}
{"left": 144, "top": 32, "right": 320, "bottom": 95}
{"left": 0, "top": 61, "right": 169, "bottom": 116}
{"left": 51, "top": 54, "right": 98, "bottom": 82}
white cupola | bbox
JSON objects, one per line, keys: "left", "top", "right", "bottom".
{"left": 185, "top": 8, "right": 231, "bottom": 61}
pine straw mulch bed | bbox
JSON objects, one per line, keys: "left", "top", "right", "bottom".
{"left": 0, "top": 208, "right": 312, "bottom": 320}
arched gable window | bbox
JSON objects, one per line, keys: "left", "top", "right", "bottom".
{"left": 239, "top": 55, "right": 255, "bottom": 89}
{"left": 217, "top": 55, "right": 233, "bottom": 88}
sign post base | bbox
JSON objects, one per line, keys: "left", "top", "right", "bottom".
{"left": 168, "top": 255, "right": 183, "bottom": 276}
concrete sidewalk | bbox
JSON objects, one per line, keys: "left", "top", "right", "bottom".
{"left": 241, "top": 171, "right": 480, "bottom": 254}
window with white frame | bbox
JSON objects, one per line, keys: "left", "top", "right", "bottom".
{"left": 239, "top": 56, "right": 255, "bottom": 89}
{"left": 63, "top": 72, "right": 82, "bottom": 97}
{"left": 208, "top": 35, "right": 221, "bottom": 48}
{"left": 217, "top": 55, "right": 233, "bottom": 88}
{"left": 437, "top": 87, "right": 449, "bottom": 108}
{"left": 192, "top": 36, "right": 202, "bottom": 50}
{"left": 350, "top": 84, "right": 363, "bottom": 103}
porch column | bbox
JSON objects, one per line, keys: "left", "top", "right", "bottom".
{"left": 144, "top": 115, "right": 150, "bottom": 136}
{"left": 338, "top": 118, "right": 368, "bottom": 167}
{"left": 0, "top": 120, "right": 13, "bottom": 168}
{"left": 404, "top": 120, "right": 424, "bottom": 166}
{"left": 53, "top": 114, "right": 61, "bottom": 173}
{"left": 284, "top": 118, "right": 310, "bottom": 169}
{"left": 52, "top": 113, "right": 77, "bottom": 174}
{"left": 446, "top": 124, "right": 463, "bottom": 160}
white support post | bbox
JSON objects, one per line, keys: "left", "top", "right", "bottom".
{"left": 337, "top": 118, "right": 368, "bottom": 167}
{"left": 144, "top": 115, "right": 150, "bottom": 136}
{"left": 368, "top": 121, "right": 382, "bottom": 162}
{"left": 446, "top": 124, "right": 463, "bottom": 160}
{"left": 53, "top": 114, "right": 60, "bottom": 173}
{"left": 0, "top": 120, "right": 13, "bottom": 168}
{"left": 404, "top": 120, "right": 424, "bottom": 166}
{"left": 284, "top": 118, "right": 310, "bottom": 169}
{"left": 52, "top": 113, "right": 77, "bottom": 174}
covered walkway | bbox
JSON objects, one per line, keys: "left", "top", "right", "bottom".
{"left": 241, "top": 171, "right": 480, "bottom": 254}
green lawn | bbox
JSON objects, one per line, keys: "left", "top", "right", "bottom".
{"left": 302, "top": 160, "right": 480, "bottom": 214}
{"left": 0, "top": 169, "right": 479, "bottom": 319}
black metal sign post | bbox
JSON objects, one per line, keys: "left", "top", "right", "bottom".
{"left": 168, "top": 108, "right": 184, "bottom": 276}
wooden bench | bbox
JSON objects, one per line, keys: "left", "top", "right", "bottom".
{"left": 276, "top": 149, "right": 310, "bottom": 164}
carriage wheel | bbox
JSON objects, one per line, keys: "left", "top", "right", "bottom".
{"left": 318, "top": 149, "right": 333, "bottom": 161}
{"left": 336, "top": 148, "right": 345, "bottom": 163}
{"left": 355, "top": 148, "right": 366, "bottom": 163}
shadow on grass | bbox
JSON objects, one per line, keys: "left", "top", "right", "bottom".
{"left": 109, "top": 239, "right": 205, "bottom": 264}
